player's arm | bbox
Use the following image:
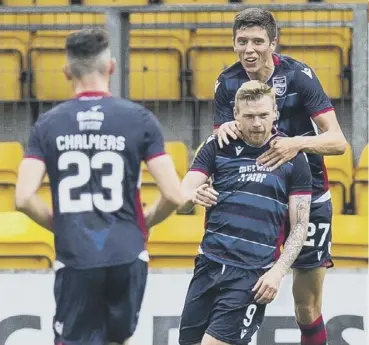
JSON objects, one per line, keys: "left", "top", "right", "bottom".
{"left": 253, "top": 153, "right": 311, "bottom": 304}
{"left": 15, "top": 125, "right": 53, "bottom": 231}
{"left": 257, "top": 66, "right": 346, "bottom": 169}
{"left": 213, "top": 76, "right": 242, "bottom": 146}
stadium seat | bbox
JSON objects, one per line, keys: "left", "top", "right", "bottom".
{"left": 83, "top": 0, "right": 148, "bottom": 5}
{"left": 279, "top": 27, "right": 351, "bottom": 99}
{"left": 243, "top": 0, "right": 306, "bottom": 3}
{"left": 0, "top": 212, "right": 54, "bottom": 269}
{"left": 2, "top": 0, "right": 33, "bottom": 5}
{"left": 147, "top": 213, "right": 203, "bottom": 268}
{"left": 324, "top": 143, "right": 353, "bottom": 214}
{"left": 0, "top": 142, "right": 24, "bottom": 212}
{"left": 29, "top": 31, "right": 74, "bottom": 100}
{"left": 187, "top": 29, "right": 236, "bottom": 100}
{"left": 162, "top": 0, "right": 227, "bottom": 3}
{"left": 0, "top": 32, "right": 29, "bottom": 101}
{"left": 326, "top": 0, "right": 367, "bottom": 3}
{"left": 353, "top": 145, "right": 368, "bottom": 216}
{"left": 37, "top": 174, "right": 52, "bottom": 208}
{"left": 130, "top": 30, "right": 188, "bottom": 100}
{"left": 35, "top": 0, "right": 71, "bottom": 4}
{"left": 332, "top": 215, "right": 368, "bottom": 268}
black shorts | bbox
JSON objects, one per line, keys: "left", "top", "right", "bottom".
{"left": 53, "top": 257, "right": 147, "bottom": 345}
{"left": 179, "top": 255, "right": 266, "bottom": 345}
{"left": 291, "top": 199, "right": 333, "bottom": 269}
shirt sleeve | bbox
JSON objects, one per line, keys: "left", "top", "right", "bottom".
{"left": 190, "top": 135, "right": 217, "bottom": 177}
{"left": 142, "top": 109, "right": 166, "bottom": 162}
{"left": 213, "top": 75, "right": 235, "bottom": 129}
{"left": 24, "top": 121, "right": 45, "bottom": 161}
{"left": 294, "top": 64, "right": 334, "bottom": 119}
{"left": 289, "top": 152, "right": 312, "bottom": 196}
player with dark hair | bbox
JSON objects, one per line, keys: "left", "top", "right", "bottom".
{"left": 145, "top": 80, "right": 312, "bottom": 345}
{"left": 15, "top": 28, "right": 189, "bottom": 345}
{"left": 209, "top": 8, "right": 347, "bottom": 345}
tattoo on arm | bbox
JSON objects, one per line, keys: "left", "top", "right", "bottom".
{"left": 276, "top": 195, "right": 311, "bottom": 274}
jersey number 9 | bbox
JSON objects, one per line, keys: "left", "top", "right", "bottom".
{"left": 58, "top": 151, "right": 124, "bottom": 213}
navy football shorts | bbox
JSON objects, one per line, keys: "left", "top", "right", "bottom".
{"left": 291, "top": 199, "right": 333, "bottom": 269}
{"left": 53, "top": 257, "right": 147, "bottom": 345}
{"left": 179, "top": 255, "right": 266, "bottom": 345}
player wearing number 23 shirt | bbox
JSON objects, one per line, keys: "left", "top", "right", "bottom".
{"left": 15, "top": 28, "right": 187, "bottom": 345}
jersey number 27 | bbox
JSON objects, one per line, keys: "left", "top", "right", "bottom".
{"left": 58, "top": 151, "right": 124, "bottom": 213}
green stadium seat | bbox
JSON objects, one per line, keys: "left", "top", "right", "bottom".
{"left": 0, "top": 142, "right": 24, "bottom": 212}
{"left": 324, "top": 143, "right": 353, "bottom": 214}
{"left": 353, "top": 145, "right": 368, "bottom": 216}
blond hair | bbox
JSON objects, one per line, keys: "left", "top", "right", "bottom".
{"left": 235, "top": 80, "right": 276, "bottom": 111}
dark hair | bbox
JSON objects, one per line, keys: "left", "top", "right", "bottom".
{"left": 65, "top": 28, "right": 109, "bottom": 59}
{"left": 233, "top": 8, "right": 277, "bottom": 43}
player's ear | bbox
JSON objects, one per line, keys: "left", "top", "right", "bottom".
{"left": 63, "top": 64, "right": 72, "bottom": 81}
{"left": 269, "top": 37, "right": 278, "bottom": 53}
{"left": 109, "top": 58, "right": 116, "bottom": 76}
{"left": 233, "top": 106, "right": 238, "bottom": 119}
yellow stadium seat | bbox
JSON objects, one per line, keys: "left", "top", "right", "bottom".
{"left": 188, "top": 29, "right": 236, "bottom": 100}
{"left": 332, "top": 215, "right": 368, "bottom": 268}
{"left": 243, "top": 0, "right": 306, "bottom": 3}
{"left": 0, "top": 142, "right": 24, "bottom": 212}
{"left": 324, "top": 143, "right": 353, "bottom": 214}
{"left": 165, "top": 141, "right": 189, "bottom": 179}
{"left": 147, "top": 213, "right": 203, "bottom": 268}
{"left": 2, "top": 0, "right": 33, "bottom": 5}
{"left": 326, "top": 0, "right": 367, "bottom": 3}
{"left": 37, "top": 174, "right": 52, "bottom": 208}
{"left": 0, "top": 32, "right": 29, "bottom": 101}
{"left": 0, "top": 212, "right": 54, "bottom": 269}
{"left": 36, "top": 0, "right": 71, "bottom": 4}
{"left": 353, "top": 145, "right": 368, "bottom": 216}
{"left": 130, "top": 30, "right": 188, "bottom": 101}
{"left": 279, "top": 27, "right": 351, "bottom": 99}
{"left": 163, "top": 0, "right": 227, "bottom": 3}
{"left": 84, "top": 0, "right": 148, "bottom": 5}
{"left": 29, "top": 31, "right": 73, "bottom": 100}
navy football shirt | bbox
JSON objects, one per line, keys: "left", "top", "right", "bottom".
{"left": 25, "top": 91, "right": 165, "bottom": 269}
{"left": 191, "top": 132, "right": 312, "bottom": 269}
{"left": 214, "top": 54, "right": 333, "bottom": 201}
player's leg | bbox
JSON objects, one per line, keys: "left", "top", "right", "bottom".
{"left": 291, "top": 200, "right": 333, "bottom": 345}
{"left": 204, "top": 267, "right": 266, "bottom": 345}
{"left": 105, "top": 256, "right": 148, "bottom": 345}
{"left": 53, "top": 265, "right": 107, "bottom": 345}
{"left": 179, "top": 255, "right": 218, "bottom": 345}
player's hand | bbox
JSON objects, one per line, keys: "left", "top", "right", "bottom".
{"left": 256, "top": 137, "right": 301, "bottom": 171}
{"left": 192, "top": 184, "right": 219, "bottom": 208}
{"left": 217, "top": 121, "right": 243, "bottom": 148}
{"left": 252, "top": 268, "right": 284, "bottom": 304}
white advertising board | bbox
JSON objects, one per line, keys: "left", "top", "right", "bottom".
{"left": 0, "top": 270, "right": 367, "bottom": 345}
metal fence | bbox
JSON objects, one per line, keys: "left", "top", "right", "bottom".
{"left": 0, "top": 3, "right": 367, "bottom": 162}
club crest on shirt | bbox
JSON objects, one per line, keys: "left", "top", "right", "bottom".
{"left": 272, "top": 76, "right": 287, "bottom": 96}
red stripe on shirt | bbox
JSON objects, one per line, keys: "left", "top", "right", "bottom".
{"left": 145, "top": 151, "right": 166, "bottom": 162}
{"left": 321, "top": 158, "right": 329, "bottom": 191}
{"left": 311, "top": 107, "right": 334, "bottom": 119}
{"left": 189, "top": 168, "right": 209, "bottom": 177}
{"left": 213, "top": 124, "right": 221, "bottom": 129}
{"left": 135, "top": 190, "right": 148, "bottom": 244}
{"left": 289, "top": 191, "right": 312, "bottom": 196}
{"left": 24, "top": 155, "right": 44, "bottom": 162}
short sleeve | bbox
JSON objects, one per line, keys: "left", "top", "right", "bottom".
{"left": 214, "top": 76, "right": 234, "bottom": 129}
{"left": 294, "top": 64, "right": 334, "bottom": 119}
{"left": 142, "top": 109, "right": 166, "bottom": 162}
{"left": 24, "top": 121, "right": 45, "bottom": 161}
{"left": 190, "top": 135, "right": 217, "bottom": 177}
{"left": 289, "top": 152, "right": 312, "bottom": 196}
